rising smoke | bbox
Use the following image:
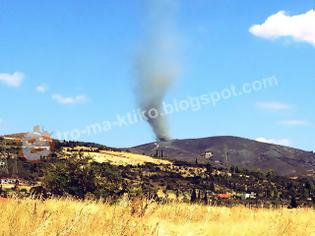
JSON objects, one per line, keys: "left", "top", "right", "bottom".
{"left": 135, "top": 0, "right": 180, "bottom": 141}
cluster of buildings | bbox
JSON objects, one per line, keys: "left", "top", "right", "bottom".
{"left": 216, "top": 192, "right": 257, "bottom": 200}
{"left": 0, "top": 126, "right": 54, "bottom": 161}
{"left": 0, "top": 126, "right": 57, "bottom": 178}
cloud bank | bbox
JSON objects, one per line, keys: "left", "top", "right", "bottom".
{"left": 278, "top": 119, "right": 308, "bottom": 126}
{"left": 257, "top": 102, "right": 291, "bottom": 111}
{"left": 256, "top": 137, "right": 291, "bottom": 146}
{"left": 0, "top": 72, "right": 25, "bottom": 87}
{"left": 52, "top": 94, "right": 88, "bottom": 105}
{"left": 36, "top": 84, "right": 48, "bottom": 93}
{"left": 250, "top": 9, "right": 315, "bottom": 46}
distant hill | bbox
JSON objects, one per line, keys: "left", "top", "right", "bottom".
{"left": 2, "top": 132, "right": 315, "bottom": 177}
{"left": 2, "top": 132, "right": 315, "bottom": 206}
{"left": 130, "top": 136, "right": 315, "bottom": 177}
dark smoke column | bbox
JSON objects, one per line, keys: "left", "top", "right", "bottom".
{"left": 135, "top": 0, "right": 180, "bottom": 141}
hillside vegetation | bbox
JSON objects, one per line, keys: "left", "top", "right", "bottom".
{"left": 1, "top": 150, "right": 314, "bottom": 207}
{"left": 0, "top": 198, "right": 314, "bottom": 236}
{"left": 132, "top": 136, "right": 315, "bottom": 177}
{"left": 1, "top": 139, "right": 315, "bottom": 207}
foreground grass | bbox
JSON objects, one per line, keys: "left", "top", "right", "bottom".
{"left": 0, "top": 198, "right": 314, "bottom": 236}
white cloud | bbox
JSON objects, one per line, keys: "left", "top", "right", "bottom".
{"left": 36, "top": 84, "right": 48, "bottom": 93}
{"left": 257, "top": 102, "right": 291, "bottom": 111}
{"left": 0, "top": 72, "right": 25, "bottom": 87}
{"left": 52, "top": 94, "right": 88, "bottom": 105}
{"left": 278, "top": 119, "right": 308, "bottom": 126}
{"left": 250, "top": 9, "right": 315, "bottom": 46}
{"left": 255, "top": 137, "right": 291, "bottom": 146}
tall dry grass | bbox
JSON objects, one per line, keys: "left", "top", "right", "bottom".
{"left": 0, "top": 198, "right": 314, "bottom": 236}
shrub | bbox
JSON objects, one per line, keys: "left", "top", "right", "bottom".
{"left": 42, "top": 154, "right": 96, "bottom": 199}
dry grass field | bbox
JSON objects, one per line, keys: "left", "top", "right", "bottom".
{"left": 63, "top": 147, "right": 171, "bottom": 166}
{"left": 0, "top": 198, "right": 314, "bottom": 236}
{"left": 95, "top": 150, "right": 171, "bottom": 165}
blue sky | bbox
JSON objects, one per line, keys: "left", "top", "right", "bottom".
{"left": 0, "top": 0, "right": 314, "bottom": 150}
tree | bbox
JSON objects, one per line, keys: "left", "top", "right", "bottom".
{"left": 303, "top": 179, "right": 314, "bottom": 197}
{"left": 92, "top": 162, "right": 125, "bottom": 199}
{"left": 160, "top": 150, "right": 164, "bottom": 158}
{"left": 197, "top": 189, "right": 201, "bottom": 202}
{"left": 203, "top": 190, "right": 208, "bottom": 204}
{"left": 206, "top": 164, "right": 213, "bottom": 175}
{"left": 42, "top": 154, "right": 96, "bottom": 199}
{"left": 209, "top": 181, "right": 215, "bottom": 192}
{"left": 287, "top": 182, "right": 295, "bottom": 196}
{"left": 190, "top": 188, "right": 197, "bottom": 203}
{"left": 289, "top": 195, "right": 298, "bottom": 209}
{"left": 175, "top": 189, "right": 179, "bottom": 199}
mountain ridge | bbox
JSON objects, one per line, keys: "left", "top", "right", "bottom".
{"left": 1, "top": 132, "right": 315, "bottom": 177}
{"left": 130, "top": 136, "right": 315, "bottom": 177}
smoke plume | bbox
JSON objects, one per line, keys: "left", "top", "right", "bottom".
{"left": 135, "top": 0, "right": 180, "bottom": 141}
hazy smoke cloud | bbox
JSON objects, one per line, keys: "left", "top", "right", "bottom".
{"left": 135, "top": 0, "right": 180, "bottom": 141}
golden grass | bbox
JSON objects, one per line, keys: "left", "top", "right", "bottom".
{"left": 62, "top": 147, "right": 171, "bottom": 166}
{"left": 85, "top": 150, "right": 171, "bottom": 166}
{"left": 0, "top": 198, "right": 314, "bottom": 236}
